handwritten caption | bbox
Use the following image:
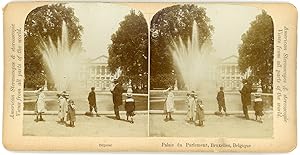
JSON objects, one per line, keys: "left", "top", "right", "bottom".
{"left": 275, "top": 26, "right": 289, "bottom": 123}
{"left": 9, "top": 24, "right": 23, "bottom": 119}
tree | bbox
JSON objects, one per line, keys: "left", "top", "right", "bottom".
{"left": 150, "top": 4, "right": 213, "bottom": 89}
{"left": 238, "top": 10, "right": 274, "bottom": 93}
{"left": 24, "top": 3, "right": 83, "bottom": 89}
{"left": 108, "top": 10, "right": 148, "bottom": 93}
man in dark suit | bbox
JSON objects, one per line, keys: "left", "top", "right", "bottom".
{"left": 111, "top": 79, "right": 123, "bottom": 120}
{"left": 240, "top": 80, "right": 252, "bottom": 120}
{"left": 88, "top": 87, "right": 100, "bottom": 117}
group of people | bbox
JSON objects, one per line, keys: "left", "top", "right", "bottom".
{"left": 34, "top": 79, "right": 137, "bottom": 128}
{"left": 88, "top": 78, "right": 136, "bottom": 123}
{"left": 163, "top": 88, "right": 205, "bottom": 127}
{"left": 240, "top": 79, "right": 264, "bottom": 123}
{"left": 34, "top": 87, "right": 76, "bottom": 127}
{"left": 162, "top": 79, "right": 265, "bottom": 126}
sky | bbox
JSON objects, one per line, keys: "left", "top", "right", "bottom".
{"left": 204, "top": 4, "right": 261, "bottom": 58}
{"left": 68, "top": 3, "right": 133, "bottom": 58}
{"left": 68, "top": 3, "right": 262, "bottom": 59}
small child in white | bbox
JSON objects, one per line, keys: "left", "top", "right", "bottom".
{"left": 125, "top": 93, "right": 135, "bottom": 123}
{"left": 254, "top": 90, "right": 264, "bottom": 123}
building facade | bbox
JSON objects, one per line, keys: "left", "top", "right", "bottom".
{"left": 216, "top": 55, "right": 245, "bottom": 91}
{"left": 79, "top": 55, "right": 115, "bottom": 91}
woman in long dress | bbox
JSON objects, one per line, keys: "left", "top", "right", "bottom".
{"left": 35, "top": 87, "right": 46, "bottom": 122}
{"left": 164, "top": 87, "right": 175, "bottom": 121}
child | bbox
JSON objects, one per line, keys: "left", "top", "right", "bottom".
{"left": 125, "top": 93, "right": 135, "bottom": 123}
{"left": 163, "top": 87, "right": 175, "bottom": 121}
{"left": 254, "top": 90, "right": 264, "bottom": 123}
{"left": 67, "top": 99, "right": 76, "bottom": 127}
{"left": 195, "top": 95, "right": 205, "bottom": 127}
{"left": 186, "top": 91, "right": 195, "bottom": 122}
{"left": 58, "top": 91, "right": 68, "bottom": 124}
{"left": 216, "top": 87, "right": 227, "bottom": 116}
{"left": 35, "top": 87, "right": 46, "bottom": 122}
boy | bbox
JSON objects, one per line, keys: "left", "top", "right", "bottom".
{"left": 216, "top": 87, "right": 227, "bottom": 116}
{"left": 88, "top": 87, "right": 100, "bottom": 117}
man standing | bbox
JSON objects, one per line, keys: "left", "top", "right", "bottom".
{"left": 88, "top": 87, "right": 100, "bottom": 117}
{"left": 111, "top": 79, "right": 123, "bottom": 120}
{"left": 239, "top": 80, "right": 252, "bottom": 120}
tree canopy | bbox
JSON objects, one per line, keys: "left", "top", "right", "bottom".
{"left": 24, "top": 3, "right": 83, "bottom": 89}
{"left": 108, "top": 10, "right": 148, "bottom": 93}
{"left": 238, "top": 10, "right": 274, "bottom": 92}
{"left": 150, "top": 4, "right": 213, "bottom": 89}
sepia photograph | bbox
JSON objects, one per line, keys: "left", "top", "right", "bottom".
{"left": 149, "top": 4, "right": 274, "bottom": 138}
{"left": 22, "top": 3, "right": 148, "bottom": 137}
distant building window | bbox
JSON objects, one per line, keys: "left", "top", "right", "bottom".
{"left": 106, "top": 66, "right": 110, "bottom": 75}
{"left": 227, "top": 66, "right": 230, "bottom": 73}
{"left": 91, "top": 66, "right": 95, "bottom": 74}
{"left": 97, "top": 66, "right": 101, "bottom": 74}
{"left": 101, "top": 66, "right": 105, "bottom": 75}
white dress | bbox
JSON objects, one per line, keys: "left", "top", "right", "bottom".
{"left": 36, "top": 92, "right": 46, "bottom": 113}
{"left": 186, "top": 96, "right": 196, "bottom": 120}
{"left": 58, "top": 96, "right": 68, "bottom": 120}
{"left": 164, "top": 91, "right": 175, "bottom": 113}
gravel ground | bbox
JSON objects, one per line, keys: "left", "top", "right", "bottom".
{"left": 150, "top": 113, "right": 273, "bottom": 138}
{"left": 23, "top": 114, "right": 148, "bottom": 137}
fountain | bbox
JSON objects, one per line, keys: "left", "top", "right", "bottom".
{"left": 38, "top": 21, "right": 83, "bottom": 92}
{"left": 170, "top": 21, "right": 216, "bottom": 92}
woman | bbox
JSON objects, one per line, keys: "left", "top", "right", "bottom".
{"left": 35, "top": 87, "right": 46, "bottom": 122}
{"left": 164, "top": 87, "right": 175, "bottom": 121}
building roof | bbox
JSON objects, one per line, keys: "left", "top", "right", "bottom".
{"left": 220, "top": 55, "right": 239, "bottom": 64}
{"left": 88, "top": 55, "right": 109, "bottom": 64}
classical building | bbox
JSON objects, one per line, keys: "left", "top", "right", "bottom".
{"left": 78, "top": 55, "right": 115, "bottom": 91}
{"left": 216, "top": 55, "right": 245, "bottom": 91}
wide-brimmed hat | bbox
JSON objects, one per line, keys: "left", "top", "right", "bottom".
{"left": 242, "top": 79, "right": 248, "bottom": 84}
{"left": 254, "top": 93, "right": 261, "bottom": 97}
{"left": 113, "top": 79, "right": 119, "bottom": 84}
{"left": 61, "top": 91, "right": 69, "bottom": 97}
{"left": 126, "top": 93, "right": 132, "bottom": 97}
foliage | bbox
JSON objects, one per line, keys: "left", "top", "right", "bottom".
{"left": 108, "top": 10, "right": 148, "bottom": 92}
{"left": 24, "top": 3, "right": 83, "bottom": 88}
{"left": 238, "top": 10, "right": 274, "bottom": 93}
{"left": 150, "top": 4, "right": 213, "bottom": 88}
